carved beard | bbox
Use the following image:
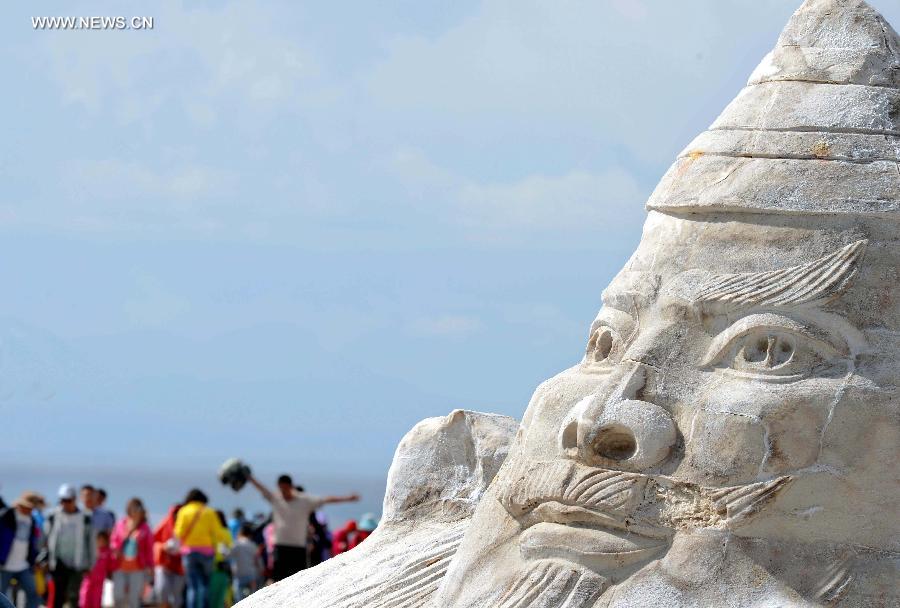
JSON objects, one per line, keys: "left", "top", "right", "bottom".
{"left": 496, "top": 560, "right": 607, "bottom": 608}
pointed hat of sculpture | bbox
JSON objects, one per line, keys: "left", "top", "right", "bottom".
{"left": 648, "top": 0, "right": 900, "bottom": 218}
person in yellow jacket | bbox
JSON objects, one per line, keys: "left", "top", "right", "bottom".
{"left": 173, "top": 489, "right": 230, "bottom": 608}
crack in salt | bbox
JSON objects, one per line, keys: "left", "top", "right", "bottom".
{"left": 817, "top": 361, "right": 856, "bottom": 462}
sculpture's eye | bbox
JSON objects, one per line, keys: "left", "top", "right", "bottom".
{"left": 703, "top": 314, "right": 847, "bottom": 381}
{"left": 585, "top": 326, "right": 623, "bottom": 365}
{"left": 731, "top": 331, "right": 799, "bottom": 373}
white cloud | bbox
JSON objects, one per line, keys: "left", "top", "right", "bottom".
{"left": 384, "top": 147, "right": 646, "bottom": 244}
{"left": 24, "top": 0, "right": 880, "bottom": 246}
{"left": 366, "top": 0, "right": 792, "bottom": 165}
{"left": 610, "top": 0, "right": 648, "bottom": 20}
{"left": 458, "top": 168, "right": 644, "bottom": 233}
{"left": 382, "top": 147, "right": 458, "bottom": 197}
{"left": 410, "top": 315, "right": 482, "bottom": 337}
{"left": 8, "top": 159, "right": 240, "bottom": 236}
{"left": 64, "top": 159, "right": 231, "bottom": 202}
{"left": 38, "top": 0, "right": 320, "bottom": 126}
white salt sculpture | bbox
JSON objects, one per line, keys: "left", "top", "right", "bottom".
{"left": 244, "top": 1, "right": 900, "bottom": 606}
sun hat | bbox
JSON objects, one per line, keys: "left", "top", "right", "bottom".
{"left": 57, "top": 483, "right": 76, "bottom": 501}
{"left": 358, "top": 513, "right": 379, "bottom": 532}
{"left": 13, "top": 491, "right": 46, "bottom": 510}
{"left": 218, "top": 458, "right": 252, "bottom": 491}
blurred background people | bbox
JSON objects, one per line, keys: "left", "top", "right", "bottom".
{"left": 152, "top": 504, "right": 185, "bottom": 608}
{"left": 0, "top": 491, "right": 44, "bottom": 608}
{"left": 44, "top": 484, "right": 94, "bottom": 608}
{"left": 79, "top": 530, "right": 115, "bottom": 608}
{"left": 248, "top": 473, "right": 358, "bottom": 581}
{"left": 352, "top": 514, "right": 378, "bottom": 549}
{"left": 2, "top": 464, "right": 378, "bottom": 602}
{"left": 207, "top": 510, "right": 233, "bottom": 608}
{"left": 80, "top": 485, "right": 115, "bottom": 535}
{"left": 229, "top": 523, "right": 262, "bottom": 601}
{"left": 307, "top": 511, "right": 331, "bottom": 566}
{"left": 92, "top": 489, "right": 116, "bottom": 535}
{"left": 110, "top": 498, "right": 153, "bottom": 608}
{"left": 227, "top": 509, "right": 244, "bottom": 542}
{"left": 174, "top": 489, "right": 228, "bottom": 608}
{"left": 331, "top": 520, "right": 356, "bottom": 557}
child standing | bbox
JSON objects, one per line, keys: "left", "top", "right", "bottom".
{"left": 79, "top": 530, "right": 116, "bottom": 608}
{"left": 229, "top": 524, "right": 262, "bottom": 601}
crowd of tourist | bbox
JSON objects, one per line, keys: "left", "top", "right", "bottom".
{"left": 0, "top": 475, "right": 375, "bottom": 608}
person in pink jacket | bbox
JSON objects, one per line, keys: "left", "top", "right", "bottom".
{"left": 79, "top": 530, "right": 116, "bottom": 608}
{"left": 110, "top": 498, "right": 154, "bottom": 608}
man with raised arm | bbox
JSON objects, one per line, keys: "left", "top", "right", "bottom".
{"left": 248, "top": 474, "right": 359, "bottom": 581}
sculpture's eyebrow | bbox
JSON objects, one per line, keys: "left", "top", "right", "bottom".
{"left": 689, "top": 240, "right": 867, "bottom": 314}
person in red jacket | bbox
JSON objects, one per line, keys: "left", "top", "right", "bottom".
{"left": 110, "top": 498, "right": 154, "bottom": 608}
{"left": 79, "top": 530, "right": 116, "bottom": 608}
{"left": 152, "top": 504, "right": 185, "bottom": 608}
{"left": 331, "top": 520, "right": 356, "bottom": 556}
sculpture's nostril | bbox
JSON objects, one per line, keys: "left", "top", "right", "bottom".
{"left": 560, "top": 418, "right": 578, "bottom": 451}
{"left": 569, "top": 399, "right": 676, "bottom": 471}
{"left": 592, "top": 425, "right": 637, "bottom": 461}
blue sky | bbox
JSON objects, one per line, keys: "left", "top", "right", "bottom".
{"left": 2, "top": 0, "right": 899, "bottom": 499}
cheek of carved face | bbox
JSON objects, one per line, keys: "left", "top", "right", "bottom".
{"left": 761, "top": 401, "right": 825, "bottom": 475}
{"left": 819, "top": 387, "right": 897, "bottom": 481}
{"left": 682, "top": 384, "right": 832, "bottom": 485}
{"left": 685, "top": 410, "right": 768, "bottom": 485}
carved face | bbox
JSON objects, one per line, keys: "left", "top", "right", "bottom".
{"left": 436, "top": 212, "right": 899, "bottom": 607}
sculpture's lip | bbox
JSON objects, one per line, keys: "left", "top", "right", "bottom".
{"left": 520, "top": 526, "right": 666, "bottom": 571}
{"left": 516, "top": 501, "right": 671, "bottom": 571}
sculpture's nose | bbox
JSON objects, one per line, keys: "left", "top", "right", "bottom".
{"left": 560, "top": 362, "right": 676, "bottom": 471}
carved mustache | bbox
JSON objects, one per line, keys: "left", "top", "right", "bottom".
{"left": 498, "top": 459, "right": 793, "bottom": 532}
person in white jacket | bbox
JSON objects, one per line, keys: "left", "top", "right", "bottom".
{"left": 43, "top": 484, "right": 94, "bottom": 608}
